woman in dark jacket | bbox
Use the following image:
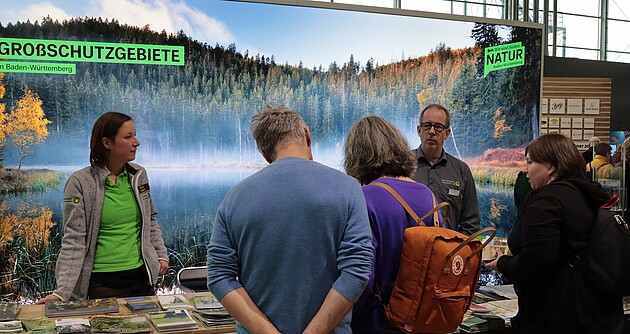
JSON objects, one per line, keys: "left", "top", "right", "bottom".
{"left": 487, "top": 134, "right": 623, "bottom": 333}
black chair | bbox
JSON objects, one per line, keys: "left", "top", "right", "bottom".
{"left": 176, "top": 266, "right": 209, "bottom": 293}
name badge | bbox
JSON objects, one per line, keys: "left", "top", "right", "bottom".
{"left": 448, "top": 188, "right": 460, "bottom": 197}
{"left": 138, "top": 183, "right": 150, "bottom": 193}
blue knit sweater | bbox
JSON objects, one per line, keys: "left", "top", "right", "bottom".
{"left": 207, "top": 157, "right": 373, "bottom": 333}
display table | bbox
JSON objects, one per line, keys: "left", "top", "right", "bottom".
{"left": 16, "top": 295, "right": 236, "bottom": 334}
{"left": 454, "top": 285, "right": 517, "bottom": 334}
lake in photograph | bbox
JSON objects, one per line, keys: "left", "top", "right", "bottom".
{"left": 8, "top": 165, "right": 517, "bottom": 249}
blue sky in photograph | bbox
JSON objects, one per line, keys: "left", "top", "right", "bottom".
{"left": 0, "top": 0, "right": 477, "bottom": 69}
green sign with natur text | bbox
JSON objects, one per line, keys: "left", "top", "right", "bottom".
{"left": 484, "top": 41, "right": 525, "bottom": 77}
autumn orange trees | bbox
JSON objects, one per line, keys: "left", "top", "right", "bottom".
{"left": 0, "top": 76, "right": 56, "bottom": 299}
{"left": 4, "top": 89, "right": 51, "bottom": 169}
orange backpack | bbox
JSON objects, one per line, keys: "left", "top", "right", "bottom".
{"left": 373, "top": 182, "right": 496, "bottom": 333}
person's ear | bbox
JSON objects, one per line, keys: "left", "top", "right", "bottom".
{"left": 305, "top": 127, "right": 312, "bottom": 147}
{"left": 102, "top": 137, "right": 111, "bottom": 150}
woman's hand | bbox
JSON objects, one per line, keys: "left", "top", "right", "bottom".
{"left": 485, "top": 257, "right": 500, "bottom": 271}
{"left": 158, "top": 259, "right": 169, "bottom": 275}
{"left": 35, "top": 294, "right": 61, "bottom": 305}
{"left": 485, "top": 248, "right": 506, "bottom": 272}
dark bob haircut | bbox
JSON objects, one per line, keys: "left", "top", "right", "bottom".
{"left": 90, "top": 112, "right": 133, "bottom": 167}
{"left": 526, "top": 133, "right": 586, "bottom": 180}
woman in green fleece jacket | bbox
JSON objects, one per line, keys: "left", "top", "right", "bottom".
{"left": 36, "top": 112, "right": 169, "bottom": 303}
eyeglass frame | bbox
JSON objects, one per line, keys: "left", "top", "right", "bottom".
{"left": 419, "top": 122, "right": 449, "bottom": 133}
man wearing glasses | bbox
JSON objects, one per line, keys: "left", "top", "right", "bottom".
{"left": 411, "top": 104, "right": 480, "bottom": 235}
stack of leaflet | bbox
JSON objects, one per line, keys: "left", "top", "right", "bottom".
{"left": 460, "top": 284, "right": 518, "bottom": 333}
{"left": 191, "top": 308, "right": 235, "bottom": 328}
{"left": 148, "top": 310, "right": 198, "bottom": 332}
{"left": 459, "top": 312, "right": 506, "bottom": 333}
{"left": 123, "top": 296, "right": 160, "bottom": 314}
{"left": 44, "top": 297, "right": 119, "bottom": 317}
{"left": 186, "top": 292, "right": 235, "bottom": 328}
{"left": 0, "top": 320, "right": 22, "bottom": 333}
{"left": 0, "top": 302, "right": 21, "bottom": 334}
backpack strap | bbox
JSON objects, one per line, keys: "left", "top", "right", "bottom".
{"left": 442, "top": 227, "right": 496, "bottom": 275}
{"left": 554, "top": 180, "right": 616, "bottom": 210}
{"left": 371, "top": 181, "right": 450, "bottom": 226}
{"left": 602, "top": 194, "right": 620, "bottom": 209}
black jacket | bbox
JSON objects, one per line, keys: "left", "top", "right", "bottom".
{"left": 497, "top": 177, "right": 623, "bottom": 333}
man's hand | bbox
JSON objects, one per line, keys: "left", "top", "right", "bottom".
{"left": 220, "top": 288, "right": 281, "bottom": 334}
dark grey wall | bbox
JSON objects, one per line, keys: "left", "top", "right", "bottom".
{"left": 544, "top": 56, "right": 630, "bottom": 131}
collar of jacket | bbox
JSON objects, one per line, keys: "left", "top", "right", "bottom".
{"left": 92, "top": 163, "right": 139, "bottom": 183}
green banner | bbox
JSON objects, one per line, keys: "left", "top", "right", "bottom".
{"left": 0, "top": 61, "right": 76, "bottom": 74}
{"left": 484, "top": 42, "right": 525, "bottom": 77}
{"left": 0, "top": 37, "right": 184, "bottom": 66}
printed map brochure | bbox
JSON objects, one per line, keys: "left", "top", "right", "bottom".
{"left": 90, "top": 314, "right": 151, "bottom": 333}
{"left": 45, "top": 297, "right": 120, "bottom": 317}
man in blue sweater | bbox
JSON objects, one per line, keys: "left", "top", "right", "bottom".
{"left": 207, "top": 105, "right": 373, "bottom": 334}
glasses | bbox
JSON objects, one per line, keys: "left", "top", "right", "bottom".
{"left": 420, "top": 122, "right": 448, "bottom": 133}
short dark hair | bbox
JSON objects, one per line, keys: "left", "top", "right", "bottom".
{"left": 526, "top": 133, "right": 586, "bottom": 180}
{"left": 90, "top": 112, "right": 133, "bottom": 167}
{"left": 419, "top": 103, "right": 451, "bottom": 128}
{"left": 594, "top": 142, "right": 612, "bottom": 156}
{"left": 344, "top": 115, "right": 416, "bottom": 185}
{"left": 250, "top": 105, "right": 307, "bottom": 160}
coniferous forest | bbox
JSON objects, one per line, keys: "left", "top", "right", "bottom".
{"left": 0, "top": 14, "right": 542, "bottom": 300}
{"left": 0, "top": 17, "right": 541, "bottom": 166}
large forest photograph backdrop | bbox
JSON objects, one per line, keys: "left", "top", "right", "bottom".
{"left": 0, "top": 0, "right": 542, "bottom": 300}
